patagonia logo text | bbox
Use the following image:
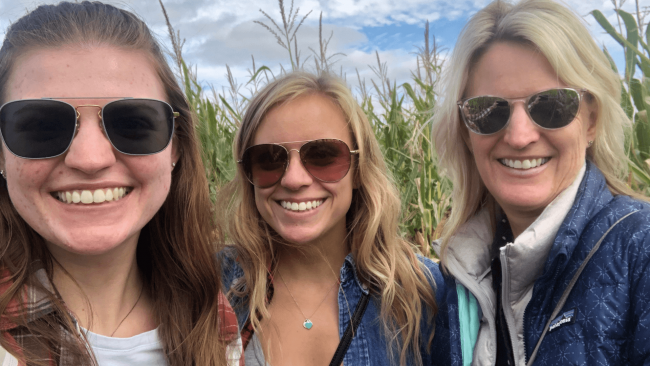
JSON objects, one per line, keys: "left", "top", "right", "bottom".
{"left": 548, "top": 308, "right": 576, "bottom": 332}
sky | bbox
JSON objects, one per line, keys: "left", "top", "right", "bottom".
{"left": 0, "top": 0, "right": 643, "bottom": 99}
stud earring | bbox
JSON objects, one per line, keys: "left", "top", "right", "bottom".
{"left": 172, "top": 162, "right": 176, "bottom": 169}
{"left": 0, "top": 170, "right": 5, "bottom": 179}
{"left": 587, "top": 140, "right": 594, "bottom": 148}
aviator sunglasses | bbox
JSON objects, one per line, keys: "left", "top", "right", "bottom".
{"left": 238, "top": 139, "right": 359, "bottom": 188}
{"left": 457, "top": 87, "right": 587, "bottom": 135}
{"left": 0, "top": 97, "right": 178, "bottom": 159}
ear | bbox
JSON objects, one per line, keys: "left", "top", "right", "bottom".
{"left": 171, "top": 139, "right": 180, "bottom": 168}
{"left": 584, "top": 96, "right": 598, "bottom": 144}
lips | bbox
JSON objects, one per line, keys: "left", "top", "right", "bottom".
{"left": 53, "top": 187, "right": 131, "bottom": 204}
{"left": 498, "top": 158, "right": 550, "bottom": 170}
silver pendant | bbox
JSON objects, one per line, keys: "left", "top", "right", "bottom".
{"left": 303, "top": 319, "right": 313, "bottom": 330}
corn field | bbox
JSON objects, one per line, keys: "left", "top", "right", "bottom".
{"left": 161, "top": 1, "right": 650, "bottom": 257}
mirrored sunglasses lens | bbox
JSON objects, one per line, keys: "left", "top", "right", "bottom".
{"left": 463, "top": 97, "right": 510, "bottom": 134}
{"left": 103, "top": 99, "right": 174, "bottom": 155}
{"left": 0, "top": 100, "right": 76, "bottom": 159}
{"left": 244, "top": 144, "right": 287, "bottom": 188}
{"left": 528, "top": 89, "right": 580, "bottom": 129}
{"left": 301, "top": 139, "right": 351, "bottom": 182}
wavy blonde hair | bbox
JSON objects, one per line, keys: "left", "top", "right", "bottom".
{"left": 217, "top": 72, "right": 437, "bottom": 365}
{"left": 432, "top": 0, "right": 643, "bottom": 263}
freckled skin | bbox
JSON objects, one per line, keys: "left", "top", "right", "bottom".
{"left": 2, "top": 46, "right": 177, "bottom": 255}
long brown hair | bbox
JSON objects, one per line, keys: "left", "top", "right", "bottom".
{"left": 217, "top": 72, "right": 437, "bottom": 366}
{"left": 0, "top": 2, "right": 226, "bottom": 365}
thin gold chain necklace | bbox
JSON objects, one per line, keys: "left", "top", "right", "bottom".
{"left": 109, "top": 284, "right": 144, "bottom": 337}
{"left": 277, "top": 270, "right": 338, "bottom": 330}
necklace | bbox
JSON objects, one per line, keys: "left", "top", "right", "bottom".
{"left": 109, "top": 284, "right": 144, "bottom": 337}
{"left": 277, "top": 270, "right": 338, "bottom": 330}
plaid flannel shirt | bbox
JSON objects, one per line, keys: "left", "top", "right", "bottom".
{"left": 0, "top": 266, "right": 244, "bottom": 366}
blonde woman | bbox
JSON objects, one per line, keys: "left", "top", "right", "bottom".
{"left": 432, "top": 0, "right": 650, "bottom": 365}
{"left": 219, "top": 72, "right": 447, "bottom": 366}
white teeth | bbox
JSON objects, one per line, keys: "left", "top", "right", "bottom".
{"left": 80, "top": 191, "right": 93, "bottom": 204}
{"left": 280, "top": 200, "right": 324, "bottom": 212}
{"left": 54, "top": 187, "right": 130, "bottom": 204}
{"left": 500, "top": 158, "right": 549, "bottom": 170}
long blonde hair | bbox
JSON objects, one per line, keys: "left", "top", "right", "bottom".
{"left": 0, "top": 2, "right": 227, "bottom": 365}
{"left": 217, "top": 72, "right": 437, "bottom": 365}
{"left": 431, "top": 0, "right": 642, "bottom": 263}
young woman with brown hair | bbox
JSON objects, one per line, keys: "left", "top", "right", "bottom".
{"left": 0, "top": 2, "right": 241, "bottom": 365}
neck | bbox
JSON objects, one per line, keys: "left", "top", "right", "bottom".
{"left": 277, "top": 232, "right": 349, "bottom": 285}
{"left": 48, "top": 235, "right": 154, "bottom": 336}
{"left": 501, "top": 208, "right": 542, "bottom": 239}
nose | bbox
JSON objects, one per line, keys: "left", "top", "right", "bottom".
{"left": 280, "top": 150, "right": 313, "bottom": 190}
{"left": 64, "top": 107, "right": 116, "bottom": 174}
{"left": 502, "top": 102, "right": 540, "bottom": 149}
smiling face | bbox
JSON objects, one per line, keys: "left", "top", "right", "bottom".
{"left": 252, "top": 93, "right": 355, "bottom": 246}
{"left": 2, "top": 46, "right": 176, "bottom": 257}
{"left": 464, "top": 42, "right": 597, "bottom": 222}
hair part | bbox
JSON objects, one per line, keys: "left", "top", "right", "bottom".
{"left": 432, "top": 0, "right": 645, "bottom": 264}
{"left": 0, "top": 2, "right": 227, "bottom": 365}
{"left": 217, "top": 71, "right": 437, "bottom": 366}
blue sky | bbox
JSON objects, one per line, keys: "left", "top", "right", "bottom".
{"left": 0, "top": 0, "right": 641, "bottom": 97}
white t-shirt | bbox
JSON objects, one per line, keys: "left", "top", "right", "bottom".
{"left": 84, "top": 327, "right": 168, "bottom": 366}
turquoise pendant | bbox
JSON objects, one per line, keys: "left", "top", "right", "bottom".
{"left": 303, "top": 319, "right": 313, "bottom": 330}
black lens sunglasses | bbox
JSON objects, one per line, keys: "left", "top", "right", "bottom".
{"left": 457, "top": 88, "right": 588, "bottom": 135}
{"left": 0, "top": 97, "right": 178, "bottom": 159}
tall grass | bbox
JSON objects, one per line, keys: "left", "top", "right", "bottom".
{"left": 159, "top": 1, "right": 649, "bottom": 258}
{"left": 592, "top": 5, "right": 650, "bottom": 195}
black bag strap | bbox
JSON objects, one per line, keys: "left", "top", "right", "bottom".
{"left": 329, "top": 292, "right": 370, "bottom": 366}
{"left": 526, "top": 210, "right": 639, "bottom": 365}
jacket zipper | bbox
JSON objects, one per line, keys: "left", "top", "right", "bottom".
{"left": 500, "top": 246, "right": 522, "bottom": 365}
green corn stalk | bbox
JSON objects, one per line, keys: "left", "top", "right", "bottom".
{"left": 592, "top": 9, "right": 650, "bottom": 196}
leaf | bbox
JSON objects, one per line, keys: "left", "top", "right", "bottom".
{"left": 630, "top": 78, "right": 647, "bottom": 111}
{"left": 617, "top": 10, "right": 639, "bottom": 81}
{"left": 247, "top": 66, "right": 273, "bottom": 85}
{"left": 635, "top": 111, "right": 650, "bottom": 161}
{"left": 603, "top": 47, "right": 619, "bottom": 73}
{"left": 591, "top": 10, "right": 625, "bottom": 47}
{"left": 630, "top": 159, "right": 650, "bottom": 185}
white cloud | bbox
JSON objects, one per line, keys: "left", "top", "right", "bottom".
{"left": 0, "top": 0, "right": 642, "bottom": 95}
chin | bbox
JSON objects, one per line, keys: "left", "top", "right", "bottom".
{"left": 51, "top": 231, "right": 134, "bottom": 256}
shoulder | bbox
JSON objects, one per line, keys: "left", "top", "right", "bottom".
{"left": 593, "top": 195, "right": 650, "bottom": 241}
{"left": 416, "top": 255, "right": 446, "bottom": 301}
{"left": 217, "top": 247, "right": 245, "bottom": 294}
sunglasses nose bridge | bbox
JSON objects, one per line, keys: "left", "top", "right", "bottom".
{"left": 74, "top": 104, "right": 109, "bottom": 139}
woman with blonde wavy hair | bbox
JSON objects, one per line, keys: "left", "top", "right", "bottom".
{"left": 432, "top": 0, "right": 650, "bottom": 365}
{"left": 219, "top": 71, "right": 447, "bottom": 366}
{"left": 0, "top": 2, "right": 241, "bottom": 365}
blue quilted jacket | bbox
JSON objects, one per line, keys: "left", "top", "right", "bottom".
{"left": 440, "top": 162, "right": 650, "bottom": 365}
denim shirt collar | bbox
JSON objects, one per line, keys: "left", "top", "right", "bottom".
{"left": 340, "top": 253, "right": 369, "bottom": 295}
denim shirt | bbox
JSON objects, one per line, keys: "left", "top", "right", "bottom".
{"left": 220, "top": 250, "right": 451, "bottom": 366}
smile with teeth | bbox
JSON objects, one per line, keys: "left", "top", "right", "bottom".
{"left": 54, "top": 187, "right": 131, "bottom": 204}
{"left": 280, "top": 200, "right": 324, "bottom": 212}
{"left": 499, "top": 158, "right": 550, "bottom": 170}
